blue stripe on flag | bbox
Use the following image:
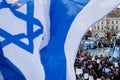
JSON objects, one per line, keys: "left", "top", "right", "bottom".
{"left": 40, "top": 0, "right": 90, "bottom": 80}
{"left": 0, "top": 0, "right": 43, "bottom": 53}
{"left": 0, "top": 0, "right": 46, "bottom": 79}
{"left": 0, "top": 43, "right": 26, "bottom": 80}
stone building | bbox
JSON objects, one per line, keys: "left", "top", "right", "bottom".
{"left": 91, "top": 8, "right": 120, "bottom": 38}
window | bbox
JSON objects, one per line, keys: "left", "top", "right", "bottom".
{"left": 101, "top": 27, "right": 103, "bottom": 30}
{"left": 112, "top": 26, "right": 114, "bottom": 30}
{"left": 98, "top": 26, "right": 99, "bottom": 30}
{"left": 112, "top": 21, "right": 114, "bottom": 24}
{"left": 102, "top": 21, "right": 103, "bottom": 24}
{"left": 116, "top": 21, "right": 118, "bottom": 24}
{"left": 116, "top": 26, "right": 118, "bottom": 30}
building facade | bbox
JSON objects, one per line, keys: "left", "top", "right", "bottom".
{"left": 91, "top": 8, "right": 120, "bottom": 38}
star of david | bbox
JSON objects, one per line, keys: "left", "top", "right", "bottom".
{"left": 0, "top": 0, "right": 44, "bottom": 53}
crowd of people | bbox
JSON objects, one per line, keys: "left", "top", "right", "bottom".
{"left": 74, "top": 51, "right": 120, "bottom": 80}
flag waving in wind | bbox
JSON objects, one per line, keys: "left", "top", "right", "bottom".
{"left": 0, "top": 0, "right": 120, "bottom": 80}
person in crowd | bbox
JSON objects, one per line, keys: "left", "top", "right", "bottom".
{"left": 75, "top": 50, "right": 120, "bottom": 80}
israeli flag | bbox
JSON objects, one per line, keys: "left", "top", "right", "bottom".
{"left": 0, "top": 0, "right": 49, "bottom": 80}
{"left": 95, "top": 33, "right": 99, "bottom": 42}
{"left": 113, "top": 41, "right": 120, "bottom": 58}
{"left": 0, "top": 0, "right": 120, "bottom": 80}
{"left": 113, "top": 47, "right": 120, "bottom": 58}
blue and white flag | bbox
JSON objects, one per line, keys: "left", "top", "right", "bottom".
{"left": 113, "top": 46, "right": 120, "bottom": 58}
{"left": 95, "top": 33, "right": 99, "bottom": 42}
{"left": 0, "top": 0, "right": 49, "bottom": 80}
{"left": 113, "top": 39, "right": 120, "bottom": 58}
{"left": 1, "top": 0, "right": 120, "bottom": 80}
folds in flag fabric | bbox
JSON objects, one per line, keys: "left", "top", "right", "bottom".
{"left": 0, "top": 0, "right": 48, "bottom": 80}
{"left": 0, "top": 42, "right": 25, "bottom": 80}
{"left": 0, "top": 0, "right": 120, "bottom": 80}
